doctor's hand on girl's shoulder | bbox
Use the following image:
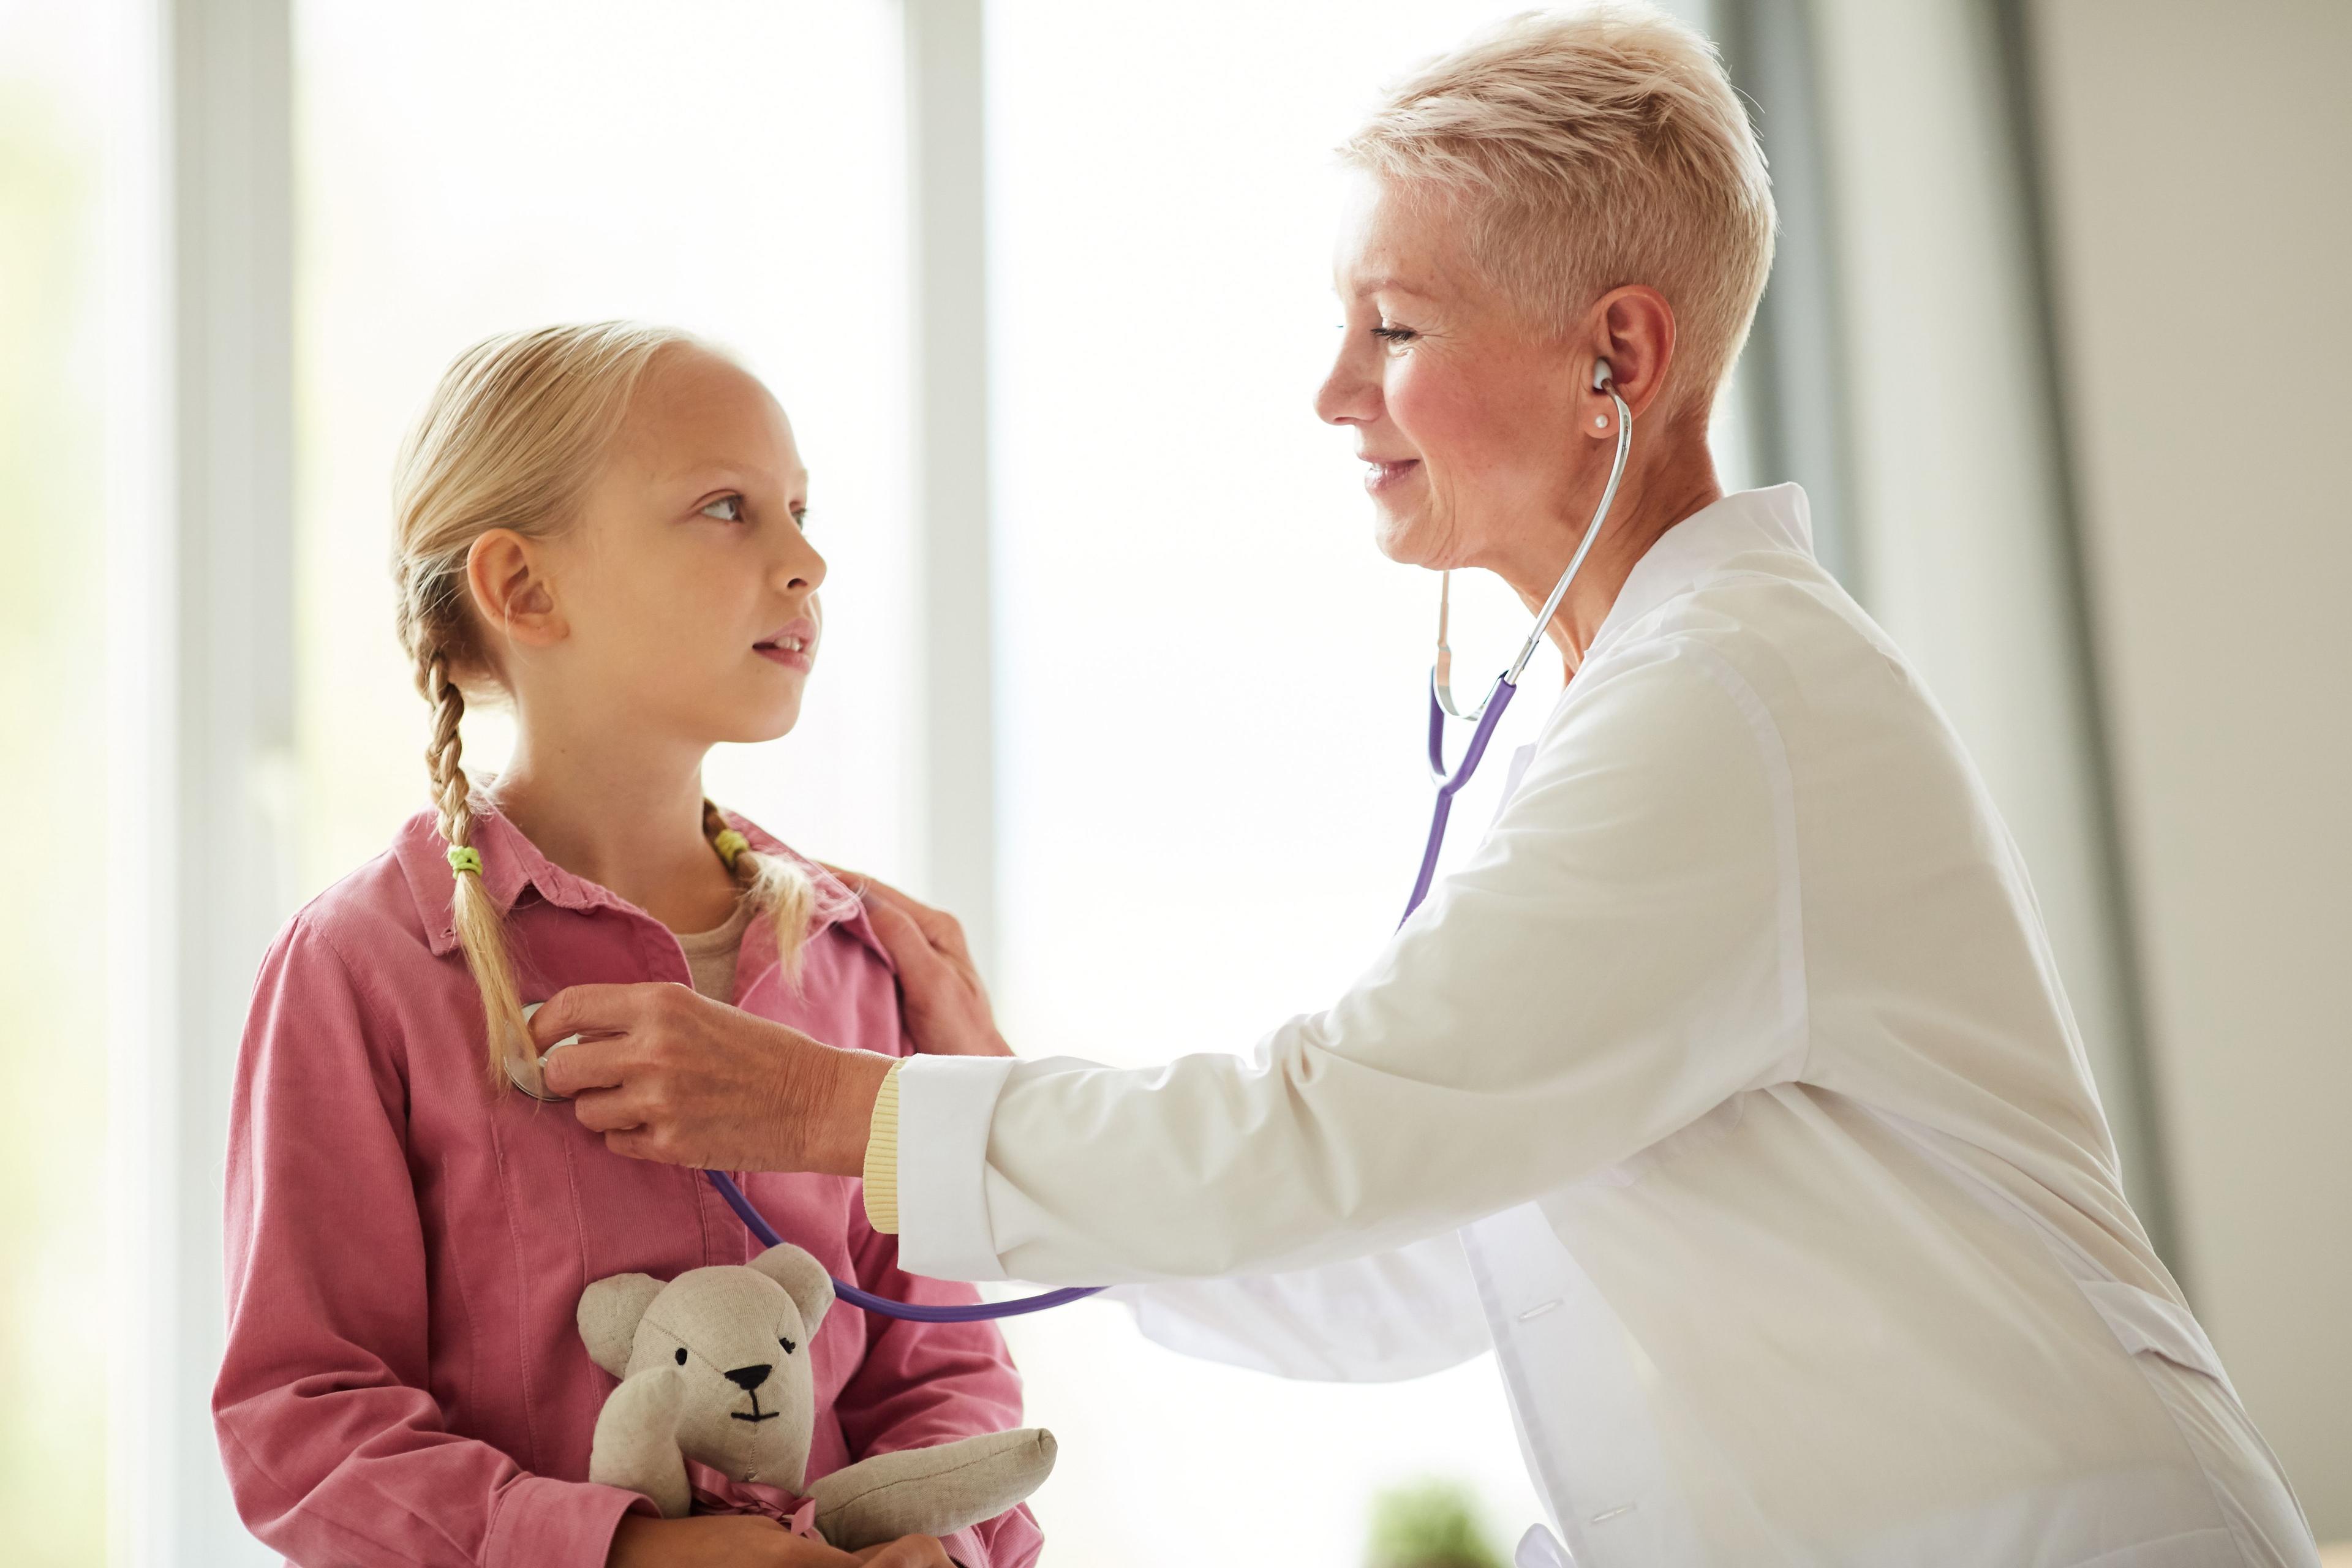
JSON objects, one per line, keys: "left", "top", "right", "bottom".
{"left": 606, "top": 1514, "right": 956, "bottom": 1567}
{"left": 824, "top": 868, "right": 1013, "bottom": 1061}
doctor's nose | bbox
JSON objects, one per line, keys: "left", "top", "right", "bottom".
{"left": 1315, "top": 355, "right": 1380, "bottom": 428}
{"left": 723, "top": 1363, "right": 772, "bottom": 1393}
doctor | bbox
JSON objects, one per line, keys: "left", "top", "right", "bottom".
{"left": 532, "top": 7, "right": 2316, "bottom": 1563}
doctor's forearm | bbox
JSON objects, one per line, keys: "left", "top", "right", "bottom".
{"left": 978, "top": 1048, "right": 1534, "bottom": 1280}
{"left": 883, "top": 657, "right": 1789, "bottom": 1278}
{"left": 772, "top": 1042, "right": 892, "bottom": 1178}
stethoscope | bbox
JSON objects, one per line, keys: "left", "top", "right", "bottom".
{"left": 509, "top": 1005, "right": 1101, "bottom": 1321}
{"left": 507, "top": 361, "right": 1632, "bottom": 1322}
{"left": 1403, "top": 359, "right": 1633, "bottom": 924}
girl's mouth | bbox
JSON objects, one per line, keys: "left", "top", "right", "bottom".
{"left": 753, "top": 632, "right": 813, "bottom": 673}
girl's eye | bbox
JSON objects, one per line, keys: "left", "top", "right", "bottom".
{"left": 778, "top": 1335, "right": 797, "bottom": 1355}
{"left": 699, "top": 495, "right": 746, "bottom": 522}
{"left": 790, "top": 507, "right": 809, "bottom": 531}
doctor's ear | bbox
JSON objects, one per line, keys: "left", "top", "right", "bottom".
{"left": 1578, "top": 285, "right": 1679, "bottom": 434}
{"left": 464, "top": 528, "right": 568, "bottom": 649}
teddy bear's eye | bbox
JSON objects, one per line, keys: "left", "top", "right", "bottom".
{"left": 674, "top": 1348, "right": 688, "bottom": 1366}
{"left": 778, "top": 1335, "right": 797, "bottom": 1355}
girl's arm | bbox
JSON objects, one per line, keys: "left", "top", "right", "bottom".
{"left": 213, "top": 916, "right": 653, "bottom": 1568}
{"left": 830, "top": 1219, "right": 1044, "bottom": 1568}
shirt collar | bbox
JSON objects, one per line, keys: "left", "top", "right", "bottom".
{"left": 1588, "top": 483, "right": 1817, "bottom": 657}
{"left": 394, "top": 796, "right": 867, "bottom": 958}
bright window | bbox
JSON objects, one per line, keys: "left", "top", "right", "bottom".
{"left": 0, "top": 3, "right": 110, "bottom": 1563}
{"left": 293, "top": 0, "right": 919, "bottom": 898}
{"left": 984, "top": 5, "right": 1578, "bottom": 1560}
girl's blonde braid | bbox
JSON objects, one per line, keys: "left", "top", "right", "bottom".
{"left": 424, "top": 647, "right": 530, "bottom": 1087}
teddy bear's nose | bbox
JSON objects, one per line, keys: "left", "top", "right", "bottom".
{"left": 723, "top": 1363, "right": 773, "bottom": 1393}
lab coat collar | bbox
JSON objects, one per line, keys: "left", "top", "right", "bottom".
{"left": 394, "top": 796, "right": 865, "bottom": 957}
{"left": 1589, "top": 483, "right": 1817, "bottom": 658}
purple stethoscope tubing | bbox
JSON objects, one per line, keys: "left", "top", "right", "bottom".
{"left": 1403, "top": 674, "right": 1520, "bottom": 922}
{"left": 1403, "top": 371, "right": 1634, "bottom": 927}
{"left": 703, "top": 1169, "right": 1106, "bottom": 1322}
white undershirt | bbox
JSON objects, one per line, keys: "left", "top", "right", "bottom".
{"left": 673, "top": 894, "right": 753, "bottom": 1003}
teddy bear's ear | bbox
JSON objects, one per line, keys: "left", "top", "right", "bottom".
{"left": 578, "top": 1273, "right": 666, "bottom": 1378}
{"left": 747, "top": 1244, "right": 834, "bottom": 1338}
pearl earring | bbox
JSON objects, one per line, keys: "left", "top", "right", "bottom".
{"left": 1593, "top": 415, "right": 1608, "bottom": 429}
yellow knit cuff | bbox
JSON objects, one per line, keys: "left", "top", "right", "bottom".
{"left": 861, "top": 1060, "right": 907, "bottom": 1234}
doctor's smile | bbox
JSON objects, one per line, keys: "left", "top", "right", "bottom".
{"left": 195, "top": 4, "right": 2332, "bottom": 1568}
{"left": 1361, "top": 456, "right": 1424, "bottom": 492}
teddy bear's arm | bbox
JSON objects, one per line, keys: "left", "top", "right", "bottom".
{"left": 589, "top": 1366, "right": 693, "bottom": 1520}
{"left": 812, "top": 1428, "right": 1057, "bottom": 1553}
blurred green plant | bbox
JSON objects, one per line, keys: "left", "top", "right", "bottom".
{"left": 1365, "top": 1478, "right": 1507, "bottom": 1568}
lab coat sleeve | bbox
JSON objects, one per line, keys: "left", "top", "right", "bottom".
{"left": 213, "top": 918, "right": 652, "bottom": 1568}
{"left": 1108, "top": 1230, "right": 1491, "bottom": 1382}
{"left": 898, "top": 639, "right": 1805, "bottom": 1285}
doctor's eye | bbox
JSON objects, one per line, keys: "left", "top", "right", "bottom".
{"left": 699, "top": 494, "right": 746, "bottom": 522}
{"left": 1371, "top": 325, "right": 1417, "bottom": 348}
{"left": 674, "top": 1348, "right": 688, "bottom": 1365}
{"left": 778, "top": 1335, "right": 797, "bottom": 1355}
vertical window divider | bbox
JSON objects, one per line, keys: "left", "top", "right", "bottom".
{"left": 902, "top": 0, "right": 1000, "bottom": 979}
{"left": 108, "top": 0, "right": 296, "bottom": 1561}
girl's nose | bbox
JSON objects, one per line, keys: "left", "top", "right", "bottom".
{"left": 777, "top": 532, "right": 827, "bottom": 594}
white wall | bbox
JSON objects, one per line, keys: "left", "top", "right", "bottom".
{"left": 2029, "top": 0, "right": 2352, "bottom": 1532}
{"left": 1806, "top": 0, "right": 2163, "bottom": 1222}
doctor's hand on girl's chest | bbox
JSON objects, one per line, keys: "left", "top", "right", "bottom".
{"left": 530, "top": 978, "right": 892, "bottom": 1177}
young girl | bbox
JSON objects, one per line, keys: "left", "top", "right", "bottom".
{"left": 213, "top": 324, "right": 1042, "bottom": 1568}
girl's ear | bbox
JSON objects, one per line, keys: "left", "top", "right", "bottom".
{"left": 465, "top": 528, "right": 567, "bottom": 648}
{"left": 578, "top": 1273, "right": 667, "bottom": 1377}
{"left": 748, "top": 1244, "right": 834, "bottom": 1339}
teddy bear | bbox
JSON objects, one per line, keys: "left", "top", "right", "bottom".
{"left": 577, "top": 1242, "right": 1056, "bottom": 1551}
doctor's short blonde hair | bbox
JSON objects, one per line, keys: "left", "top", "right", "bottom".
{"left": 1341, "top": 3, "right": 1776, "bottom": 409}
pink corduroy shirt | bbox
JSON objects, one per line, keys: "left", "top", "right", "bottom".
{"left": 214, "top": 802, "right": 1044, "bottom": 1568}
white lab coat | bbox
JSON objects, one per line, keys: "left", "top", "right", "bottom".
{"left": 895, "top": 487, "right": 2316, "bottom": 1567}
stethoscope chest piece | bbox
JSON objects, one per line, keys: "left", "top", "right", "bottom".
{"left": 505, "top": 1001, "right": 582, "bottom": 1103}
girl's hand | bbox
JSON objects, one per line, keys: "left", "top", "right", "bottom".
{"left": 853, "top": 1537, "right": 956, "bottom": 1567}
{"left": 606, "top": 1513, "right": 864, "bottom": 1566}
{"left": 823, "top": 869, "right": 1014, "bottom": 1060}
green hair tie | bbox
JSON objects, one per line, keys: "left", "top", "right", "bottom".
{"left": 712, "top": 829, "right": 750, "bottom": 869}
{"left": 447, "top": 845, "right": 484, "bottom": 876}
